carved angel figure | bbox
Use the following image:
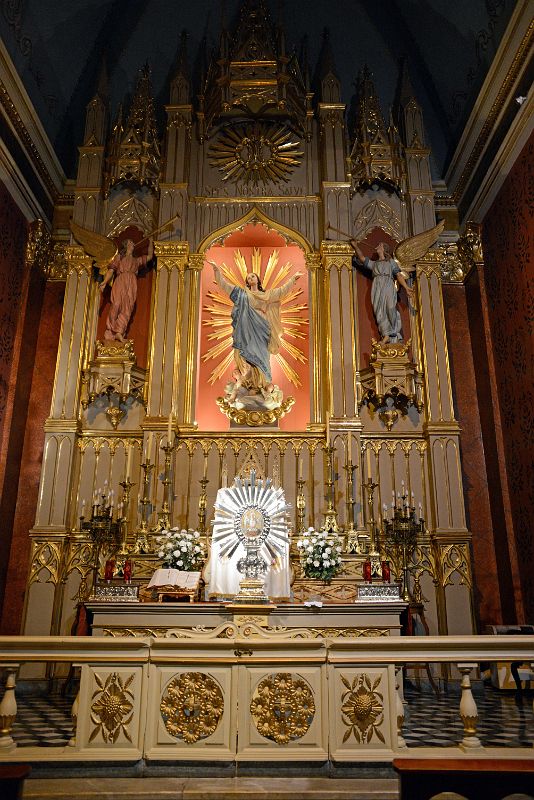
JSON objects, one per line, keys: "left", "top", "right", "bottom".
{"left": 70, "top": 221, "right": 153, "bottom": 342}
{"left": 351, "top": 221, "right": 444, "bottom": 344}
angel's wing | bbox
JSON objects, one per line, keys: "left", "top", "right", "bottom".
{"left": 393, "top": 220, "right": 445, "bottom": 272}
{"left": 70, "top": 221, "right": 117, "bottom": 269}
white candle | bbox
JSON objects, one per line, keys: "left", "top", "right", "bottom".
{"left": 167, "top": 414, "right": 173, "bottom": 444}
{"left": 126, "top": 445, "right": 132, "bottom": 479}
{"left": 222, "top": 466, "right": 228, "bottom": 488}
{"left": 325, "top": 411, "right": 330, "bottom": 443}
{"left": 347, "top": 433, "right": 352, "bottom": 463}
{"left": 298, "top": 457, "right": 303, "bottom": 480}
{"left": 81, "top": 500, "right": 86, "bottom": 516}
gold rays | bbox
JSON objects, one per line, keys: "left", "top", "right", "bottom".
{"left": 202, "top": 249, "right": 308, "bottom": 387}
{"left": 208, "top": 124, "right": 304, "bottom": 186}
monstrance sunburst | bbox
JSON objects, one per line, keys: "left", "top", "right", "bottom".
{"left": 202, "top": 247, "right": 308, "bottom": 388}
{"left": 208, "top": 124, "right": 303, "bottom": 186}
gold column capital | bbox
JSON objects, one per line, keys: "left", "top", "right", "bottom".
{"left": 188, "top": 253, "right": 205, "bottom": 271}
{"left": 416, "top": 249, "right": 444, "bottom": 279}
{"left": 154, "top": 240, "right": 189, "bottom": 271}
{"left": 305, "top": 252, "right": 322, "bottom": 271}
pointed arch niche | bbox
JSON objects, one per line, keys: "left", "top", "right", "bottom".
{"left": 196, "top": 210, "right": 311, "bottom": 432}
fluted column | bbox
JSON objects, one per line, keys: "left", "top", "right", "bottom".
{"left": 146, "top": 242, "right": 189, "bottom": 421}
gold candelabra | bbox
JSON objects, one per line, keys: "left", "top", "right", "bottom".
{"left": 322, "top": 443, "right": 339, "bottom": 532}
{"left": 343, "top": 460, "right": 358, "bottom": 550}
{"left": 296, "top": 477, "right": 306, "bottom": 535}
{"left": 117, "top": 477, "right": 135, "bottom": 554}
{"left": 383, "top": 494, "right": 425, "bottom": 601}
{"left": 157, "top": 441, "right": 174, "bottom": 530}
{"left": 362, "top": 478, "right": 382, "bottom": 578}
{"left": 137, "top": 459, "right": 154, "bottom": 551}
{"left": 197, "top": 476, "right": 209, "bottom": 534}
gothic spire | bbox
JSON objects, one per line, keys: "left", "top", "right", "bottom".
{"left": 316, "top": 28, "right": 341, "bottom": 103}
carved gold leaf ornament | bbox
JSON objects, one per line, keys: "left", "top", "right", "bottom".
{"left": 203, "top": 247, "right": 308, "bottom": 387}
{"left": 209, "top": 123, "right": 303, "bottom": 186}
{"left": 160, "top": 672, "right": 224, "bottom": 743}
{"left": 250, "top": 672, "right": 315, "bottom": 745}
{"left": 340, "top": 673, "right": 385, "bottom": 744}
{"left": 90, "top": 672, "right": 134, "bottom": 744}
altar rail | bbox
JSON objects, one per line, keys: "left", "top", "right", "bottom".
{"left": 0, "top": 635, "right": 532, "bottom": 764}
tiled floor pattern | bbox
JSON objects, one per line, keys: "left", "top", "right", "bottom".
{"left": 10, "top": 686, "right": 534, "bottom": 749}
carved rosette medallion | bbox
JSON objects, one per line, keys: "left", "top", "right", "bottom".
{"left": 340, "top": 673, "right": 385, "bottom": 744}
{"left": 208, "top": 123, "right": 303, "bottom": 185}
{"left": 160, "top": 672, "right": 224, "bottom": 743}
{"left": 90, "top": 672, "right": 135, "bottom": 744}
{"left": 250, "top": 672, "right": 315, "bottom": 744}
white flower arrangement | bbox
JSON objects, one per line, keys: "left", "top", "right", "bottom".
{"left": 296, "top": 527, "right": 342, "bottom": 582}
{"left": 155, "top": 528, "right": 206, "bottom": 571}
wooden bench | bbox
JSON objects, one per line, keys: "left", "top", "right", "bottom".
{"left": 393, "top": 758, "right": 534, "bottom": 800}
{"left": 0, "top": 765, "right": 31, "bottom": 800}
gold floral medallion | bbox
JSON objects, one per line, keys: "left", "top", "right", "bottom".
{"left": 160, "top": 672, "right": 224, "bottom": 743}
{"left": 340, "top": 673, "right": 385, "bottom": 744}
{"left": 250, "top": 672, "right": 315, "bottom": 745}
{"left": 90, "top": 672, "right": 135, "bottom": 744}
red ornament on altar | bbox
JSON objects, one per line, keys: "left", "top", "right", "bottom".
{"left": 123, "top": 559, "right": 132, "bottom": 583}
{"left": 381, "top": 561, "right": 391, "bottom": 583}
{"left": 104, "top": 559, "right": 115, "bottom": 582}
{"left": 363, "top": 559, "right": 372, "bottom": 583}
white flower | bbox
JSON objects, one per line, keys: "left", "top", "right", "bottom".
{"left": 336, "top": 546, "right": 342, "bottom": 552}
{"left": 158, "top": 551, "right": 164, "bottom": 558}
{"left": 194, "top": 532, "right": 200, "bottom": 539}
{"left": 177, "top": 560, "right": 183, "bottom": 566}
{"left": 313, "top": 560, "right": 320, "bottom": 567}
{"left": 325, "top": 547, "right": 331, "bottom": 555}
{"left": 186, "top": 532, "right": 193, "bottom": 539}
{"left": 297, "top": 541, "right": 303, "bottom": 549}
{"left": 302, "top": 538, "right": 309, "bottom": 546}
{"left": 306, "top": 546, "right": 313, "bottom": 553}
{"left": 180, "top": 545, "right": 187, "bottom": 552}
{"left": 306, "top": 558, "right": 312, "bottom": 564}
{"left": 324, "top": 559, "right": 330, "bottom": 567}
{"left": 194, "top": 545, "right": 201, "bottom": 553}
{"left": 173, "top": 549, "right": 180, "bottom": 557}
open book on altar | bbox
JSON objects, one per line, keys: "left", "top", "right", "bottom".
{"left": 148, "top": 569, "right": 201, "bottom": 590}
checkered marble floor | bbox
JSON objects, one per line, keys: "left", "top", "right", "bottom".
{"left": 403, "top": 684, "right": 534, "bottom": 748}
{"left": 12, "top": 695, "right": 73, "bottom": 747}
{"left": 10, "top": 686, "right": 534, "bottom": 749}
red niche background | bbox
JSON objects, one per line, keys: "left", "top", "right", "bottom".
{"left": 196, "top": 223, "right": 309, "bottom": 431}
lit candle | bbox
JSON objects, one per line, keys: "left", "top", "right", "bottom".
{"left": 167, "top": 413, "right": 173, "bottom": 445}
{"left": 298, "top": 457, "right": 303, "bottom": 480}
{"left": 81, "top": 499, "right": 86, "bottom": 517}
{"left": 203, "top": 453, "right": 208, "bottom": 479}
{"left": 325, "top": 411, "right": 330, "bottom": 443}
{"left": 347, "top": 432, "right": 352, "bottom": 463}
{"left": 382, "top": 503, "right": 388, "bottom": 517}
{"left": 418, "top": 502, "right": 423, "bottom": 518}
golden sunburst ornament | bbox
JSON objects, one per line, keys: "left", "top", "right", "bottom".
{"left": 202, "top": 247, "right": 308, "bottom": 388}
{"left": 209, "top": 123, "right": 303, "bottom": 185}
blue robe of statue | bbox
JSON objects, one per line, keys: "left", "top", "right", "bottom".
{"left": 354, "top": 256, "right": 403, "bottom": 343}
{"left": 230, "top": 286, "right": 273, "bottom": 382}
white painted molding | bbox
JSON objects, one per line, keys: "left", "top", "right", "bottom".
{"left": 445, "top": 0, "right": 533, "bottom": 219}
{"left": 464, "top": 90, "right": 533, "bottom": 223}
{"left": 0, "top": 38, "right": 65, "bottom": 219}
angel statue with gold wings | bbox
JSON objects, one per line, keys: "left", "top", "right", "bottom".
{"left": 348, "top": 221, "right": 444, "bottom": 345}
{"left": 70, "top": 217, "right": 177, "bottom": 342}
